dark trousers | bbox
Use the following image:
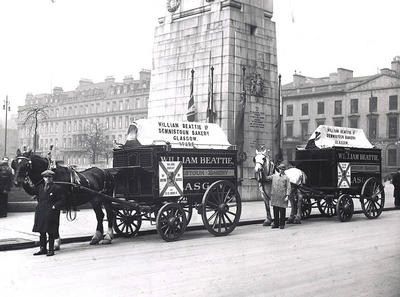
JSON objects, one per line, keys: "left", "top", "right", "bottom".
{"left": 39, "top": 232, "right": 56, "bottom": 252}
{"left": 273, "top": 206, "right": 286, "bottom": 227}
{"left": 0, "top": 192, "right": 8, "bottom": 217}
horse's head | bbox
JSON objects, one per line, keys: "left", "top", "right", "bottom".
{"left": 253, "top": 146, "right": 274, "bottom": 182}
{"left": 12, "top": 150, "right": 33, "bottom": 186}
{"left": 12, "top": 150, "right": 48, "bottom": 187}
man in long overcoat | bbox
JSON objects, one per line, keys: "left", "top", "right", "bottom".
{"left": 32, "top": 170, "right": 67, "bottom": 256}
{"left": 392, "top": 168, "right": 400, "bottom": 208}
{"left": 0, "top": 158, "right": 13, "bottom": 217}
{"left": 265, "top": 163, "right": 291, "bottom": 229}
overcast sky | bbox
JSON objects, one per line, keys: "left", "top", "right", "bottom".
{"left": 0, "top": 0, "right": 399, "bottom": 120}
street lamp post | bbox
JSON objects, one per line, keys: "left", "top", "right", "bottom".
{"left": 3, "top": 95, "right": 10, "bottom": 157}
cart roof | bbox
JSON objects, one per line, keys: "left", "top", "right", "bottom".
{"left": 305, "top": 125, "right": 373, "bottom": 149}
{"left": 125, "top": 119, "right": 231, "bottom": 149}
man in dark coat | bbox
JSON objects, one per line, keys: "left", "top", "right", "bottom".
{"left": 0, "top": 158, "right": 13, "bottom": 217}
{"left": 31, "top": 170, "right": 67, "bottom": 256}
{"left": 392, "top": 168, "right": 400, "bottom": 208}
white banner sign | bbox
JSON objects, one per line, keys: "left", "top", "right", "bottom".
{"left": 159, "top": 161, "right": 183, "bottom": 197}
{"left": 308, "top": 125, "right": 373, "bottom": 149}
{"left": 126, "top": 119, "right": 231, "bottom": 149}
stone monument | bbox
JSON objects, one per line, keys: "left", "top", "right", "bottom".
{"left": 148, "top": 0, "right": 279, "bottom": 200}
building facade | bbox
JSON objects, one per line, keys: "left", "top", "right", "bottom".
{"left": 17, "top": 70, "right": 151, "bottom": 168}
{"left": 282, "top": 56, "right": 400, "bottom": 178}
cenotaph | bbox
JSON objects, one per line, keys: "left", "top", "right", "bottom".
{"left": 148, "top": 0, "right": 279, "bottom": 200}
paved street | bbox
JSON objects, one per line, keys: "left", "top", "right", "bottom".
{"left": 1, "top": 210, "right": 399, "bottom": 297}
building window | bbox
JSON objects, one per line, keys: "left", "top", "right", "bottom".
{"left": 317, "top": 102, "right": 324, "bottom": 114}
{"left": 119, "top": 101, "right": 123, "bottom": 111}
{"left": 118, "top": 116, "right": 122, "bottom": 129}
{"left": 388, "top": 116, "right": 398, "bottom": 139}
{"left": 388, "top": 149, "right": 397, "bottom": 166}
{"left": 105, "top": 118, "right": 109, "bottom": 129}
{"left": 286, "top": 122, "right": 293, "bottom": 137}
{"left": 369, "top": 96, "right": 377, "bottom": 112}
{"left": 125, "top": 116, "right": 129, "bottom": 128}
{"left": 349, "top": 118, "right": 358, "bottom": 128}
{"left": 106, "top": 102, "right": 111, "bottom": 112}
{"left": 334, "top": 100, "right": 342, "bottom": 115}
{"left": 301, "top": 103, "right": 308, "bottom": 116}
{"left": 286, "top": 104, "right": 293, "bottom": 117}
{"left": 301, "top": 121, "right": 309, "bottom": 141}
{"left": 368, "top": 117, "right": 378, "bottom": 139}
{"left": 112, "top": 117, "right": 116, "bottom": 129}
{"left": 350, "top": 99, "right": 358, "bottom": 114}
{"left": 389, "top": 95, "right": 398, "bottom": 110}
{"left": 333, "top": 118, "right": 343, "bottom": 127}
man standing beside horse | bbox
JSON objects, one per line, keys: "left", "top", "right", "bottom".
{"left": 31, "top": 170, "right": 67, "bottom": 256}
{"left": 0, "top": 157, "right": 13, "bottom": 217}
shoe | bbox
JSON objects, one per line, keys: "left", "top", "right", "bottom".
{"left": 33, "top": 249, "right": 48, "bottom": 256}
{"left": 46, "top": 250, "right": 55, "bottom": 257}
{"left": 271, "top": 225, "right": 279, "bottom": 229}
{"left": 280, "top": 225, "right": 285, "bottom": 229}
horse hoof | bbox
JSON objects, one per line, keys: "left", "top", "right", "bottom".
{"left": 100, "top": 239, "right": 112, "bottom": 245}
{"left": 262, "top": 220, "right": 272, "bottom": 226}
{"left": 90, "top": 239, "right": 100, "bottom": 245}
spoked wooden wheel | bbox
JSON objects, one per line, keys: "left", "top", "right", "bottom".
{"left": 301, "top": 196, "right": 312, "bottom": 219}
{"left": 177, "top": 197, "right": 193, "bottom": 226}
{"left": 113, "top": 207, "right": 142, "bottom": 237}
{"left": 361, "top": 177, "right": 385, "bottom": 219}
{"left": 336, "top": 194, "right": 354, "bottom": 222}
{"left": 317, "top": 196, "right": 338, "bottom": 217}
{"left": 201, "top": 180, "right": 241, "bottom": 236}
{"left": 156, "top": 203, "right": 187, "bottom": 242}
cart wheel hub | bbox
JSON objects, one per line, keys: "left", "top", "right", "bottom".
{"left": 168, "top": 217, "right": 178, "bottom": 226}
{"left": 218, "top": 204, "right": 228, "bottom": 214}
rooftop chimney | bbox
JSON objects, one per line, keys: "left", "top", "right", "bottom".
{"left": 391, "top": 56, "right": 400, "bottom": 75}
{"left": 337, "top": 68, "right": 353, "bottom": 82}
{"left": 123, "top": 75, "right": 134, "bottom": 84}
{"left": 105, "top": 76, "right": 115, "bottom": 84}
{"left": 78, "top": 78, "right": 93, "bottom": 88}
{"left": 293, "top": 73, "right": 306, "bottom": 86}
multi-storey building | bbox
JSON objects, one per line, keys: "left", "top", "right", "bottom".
{"left": 17, "top": 70, "right": 151, "bottom": 168}
{"left": 282, "top": 57, "right": 400, "bottom": 177}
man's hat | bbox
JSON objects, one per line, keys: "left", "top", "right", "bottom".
{"left": 41, "top": 169, "right": 55, "bottom": 177}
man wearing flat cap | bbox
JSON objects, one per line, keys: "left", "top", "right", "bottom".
{"left": 265, "top": 163, "right": 291, "bottom": 229}
{"left": 31, "top": 169, "right": 66, "bottom": 256}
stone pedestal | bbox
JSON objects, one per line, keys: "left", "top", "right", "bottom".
{"left": 149, "top": 0, "right": 278, "bottom": 200}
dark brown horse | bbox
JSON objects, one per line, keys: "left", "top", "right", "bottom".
{"left": 12, "top": 150, "right": 115, "bottom": 245}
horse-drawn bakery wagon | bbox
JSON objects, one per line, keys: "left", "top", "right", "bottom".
{"left": 294, "top": 125, "right": 385, "bottom": 222}
{"left": 110, "top": 119, "right": 242, "bottom": 241}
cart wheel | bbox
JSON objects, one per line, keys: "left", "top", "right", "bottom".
{"left": 177, "top": 197, "right": 193, "bottom": 226}
{"left": 361, "top": 177, "right": 385, "bottom": 219}
{"left": 317, "top": 196, "right": 337, "bottom": 217}
{"left": 113, "top": 208, "right": 142, "bottom": 237}
{"left": 301, "top": 196, "right": 312, "bottom": 219}
{"left": 156, "top": 203, "right": 187, "bottom": 242}
{"left": 201, "top": 180, "right": 242, "bottom": 236}
{"left": 336, "top": 194, "right": 354, "bottom": 222}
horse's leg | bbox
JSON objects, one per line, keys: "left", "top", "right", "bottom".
{"left": 101, "top": 201, "right": 114, "bottom": 244}
{"left": 259, "top": 182, "right": 272, "bottom": 226}
{"left": 287, "top": 188, "right": 296, "bottom": 224}
{"left": 90, "top": 200, "right": 104, "bottom": 245}
{"left": 294, "top": 190, "right": 303, "bottom": 224}
{"left": 54, "top": 226, "right": 61, "bottom": 250}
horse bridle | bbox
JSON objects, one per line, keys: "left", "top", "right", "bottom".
{"left": 15, "top": 156, "right": 33, "bottom": 179}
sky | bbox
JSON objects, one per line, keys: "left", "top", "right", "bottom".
{"left": 0, "top": 0, "right": 399, "bottom": 121}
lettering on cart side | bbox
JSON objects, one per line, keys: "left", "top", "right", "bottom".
{"left": 184, "top": 182, "right": 210, "bottom": 191}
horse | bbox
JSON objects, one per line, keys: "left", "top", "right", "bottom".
{"left": 253, "top": 147, "right": 306, "bottom": 225}
{"left": 12, "top": 150, "right": 115, "bottom": 245}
